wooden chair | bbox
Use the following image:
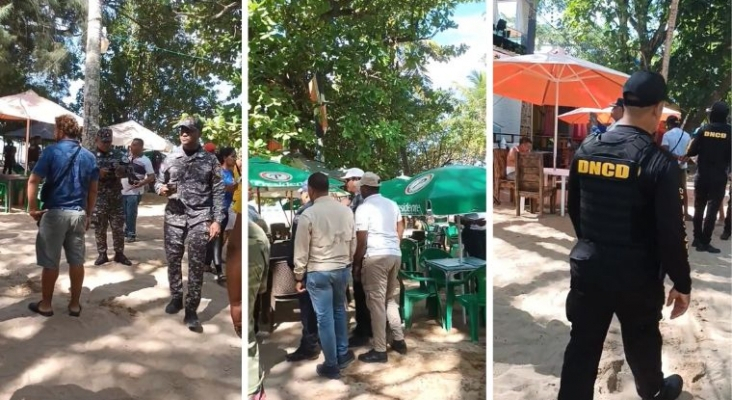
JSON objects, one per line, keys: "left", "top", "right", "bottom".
{"left": 493, "top": 148, "right": 515, "bottom": 205}
{"left": 515, "top": 152, "right": 556, "bottom": 216}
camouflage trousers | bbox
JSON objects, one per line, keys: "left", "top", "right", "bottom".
{"left": 94, "top": 194, "right": 125, "bottom": 254}
{"left": 164, "top": 220, "right": 209, "bottom": 310}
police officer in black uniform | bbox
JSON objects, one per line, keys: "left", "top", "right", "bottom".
{"left": 682, "top": 101, "right": 731, "bottom": 252}
{"left": 558, "top": 71, "right": 691, "bottom": 400}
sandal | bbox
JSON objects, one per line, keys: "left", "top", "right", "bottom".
{"left": 28, "top": 301, "right": 53, "bottom": 317}
{"left": 68, "top": 305, "right": 82, "bottom": 317}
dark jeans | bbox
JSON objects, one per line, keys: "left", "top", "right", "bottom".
{"left": 558, "top": 284, "right": 664, "bottom": 400}
{"left": 123, "top": 195, "right": 142, "bottom": 238}
{"left": 298, "top": 287, "right": 320, "bottom": 351}
{"left": 693, "top": 177, "right": 727, "bottom": 245}
{"left": 352, "top": 280, "right": 372, "bottom": 337}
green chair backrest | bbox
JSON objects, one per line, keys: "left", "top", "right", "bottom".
{"left": 446, "top": 225, "right": 458, "bottom": 237}
{"left": 400, "top": 238, "right": 418, "bottom": 271}
{"left": 468, "top": 266, "right": 487, "bottom": 300}
{"left": 419, "top": 248, "right": 451, "bottom": 263}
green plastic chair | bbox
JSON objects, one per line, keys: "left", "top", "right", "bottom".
{"left": 421, "top": 248, "right": 469, "bottom": 331}
{"left": 398, "top": 270, "right": 442, "bottom": 329}
{"left": 0, "top": 182, "right": 8, "bottom": 213}
{"left": 400, "top": 238, "right": 419, "bottom": 272}
{"left": 456, "top": 266, "right": 487, "bottom": 342}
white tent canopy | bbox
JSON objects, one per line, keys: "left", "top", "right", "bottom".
{"left": 0, "top": 90, "right": 83, "bottom": 125}
{"left": 107, "top": 120, "right": 175, "bottom": 152}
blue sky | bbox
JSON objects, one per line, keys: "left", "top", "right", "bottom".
{"left": 427, "top": 1, "right": 485, "bottom": 90}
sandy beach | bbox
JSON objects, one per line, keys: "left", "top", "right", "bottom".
{"left": 257, "top": 285, "right": 486, "bottom": 400}
{"left": 493, "top": 190, "right": 731, "bottom": 399}
{"left": 0, "top": 195, "right": 241, "bottom": 400}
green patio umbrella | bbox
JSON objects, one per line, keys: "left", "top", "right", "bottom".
{"left": 381, "top": 165, "right": 486, "bottom": 216}
{"left": 249, "top": 157, "right": 346, "bottom": 198}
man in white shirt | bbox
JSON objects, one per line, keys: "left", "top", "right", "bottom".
{"left": 607, "top": 98, "right": 625, "bottom": 131}
{"left": 121, "top": 138, "right": 155, "bottom": 242}
{"left": 293, "top": 172, "right": 356, "bottom": 379}
{"left": 661, "top": 116, "right": 692, "bottom": 219}
{"left": 353, "top": 172, "right": 406, "bottom": 363}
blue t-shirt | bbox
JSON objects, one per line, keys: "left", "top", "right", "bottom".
{"left": 222, "top": 168, "right": 234, "bottom": 211}
{"left": 33, "top": 139, "right": 99, "bottom": 210}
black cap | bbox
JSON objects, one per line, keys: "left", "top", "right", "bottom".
{"left": 622, "top": 71, "right": 668, "bottom": 107}
{"left": 706, "top": 101, "right": 730, "bottom": 115}
{"left": 666, "top": 115, "right": 680, "bottom": 126}
{"left": 609, "top": 98, "right": 624, "bottom": 108}
{"left": 174, "top": 115, "right": 203, "bottom": 134}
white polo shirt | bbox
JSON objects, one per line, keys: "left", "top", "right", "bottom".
{"left": 355, "top": 193, "right": 402, "bottom": 257}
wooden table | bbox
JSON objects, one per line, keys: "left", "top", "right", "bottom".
{"left": 544, "top": 168, "right": 570, "bottom": 216}
{"left": 0, "top": 174, "right": 29, "bottom": 212}
{"left": 424, "top": 257, "right": 486, "bottom": 331}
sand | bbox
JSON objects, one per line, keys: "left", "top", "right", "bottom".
{"left": 257, "top": 286, "right": 486, "bottom": 399}
{"left": 493, "top": 191, "right": 731, "bottom": 399}
{"left": 0, "top": 195, "right": 241, "bottom": 400}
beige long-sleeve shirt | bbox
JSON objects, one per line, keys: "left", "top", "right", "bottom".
{"left": 293, "top": 196, "right": 356, "bottom": 280}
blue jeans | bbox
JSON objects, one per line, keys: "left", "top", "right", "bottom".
{"left": 123, "top": 195, "right": 142, "bottom": 238}
{"left": 307, "top": 267, "right": 350, "bottom": 368}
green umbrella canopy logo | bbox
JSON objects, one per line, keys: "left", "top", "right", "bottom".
{"left": 404, "top": 173, "right": 433, "bottom": 195}
{"left": 260, "top": 172, "right": 293, "bottom": 182}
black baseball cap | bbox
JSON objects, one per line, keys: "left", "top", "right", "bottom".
{"left": 609, "top": 98, "right": 624, "bottom": 108}
{"left": 666, "top": 115, "right": 680, "bottom": 126}
{"left": 622, "top": 71, "right": 668, "bottom": 107}
{"left": 706, "top": 101, "right": 730, "bottom": 115}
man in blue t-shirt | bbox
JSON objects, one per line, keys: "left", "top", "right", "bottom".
{"left": 26, "top": 114, "right": 99, "bottom": 318}
{"left": 661, "top": 115, "right": 692, "bottom": 219}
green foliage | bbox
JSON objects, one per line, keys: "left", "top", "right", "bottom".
{"left": 249, "top": 0, "right": 478, "bottom": 178}
{"left": 537, "top": 0, "right": 731, "bottom": 128}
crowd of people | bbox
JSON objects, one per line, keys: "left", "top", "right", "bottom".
{"left": 24, "top": 114, "right": 243, "bottom": 337}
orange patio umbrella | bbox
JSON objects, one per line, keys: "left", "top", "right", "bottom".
{"left": 558, "top": 106, "right": 681, "bottom": 125}
{"left": 494, "top": 49, "right": 629, "bottom": 168}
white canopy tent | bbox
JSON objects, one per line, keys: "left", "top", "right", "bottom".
{"left": 0, "top": 90, "right": 83, "bottom": 170}
{"left": 107, "top": 120, "right": 175, "bottom": 152}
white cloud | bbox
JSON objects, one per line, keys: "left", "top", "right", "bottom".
{"left": 426, "top": 14, "right": 486, "bottom": 91}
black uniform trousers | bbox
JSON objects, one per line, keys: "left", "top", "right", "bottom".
{"left": 558, "top": 283, "right": 665, "bottom": 400}
{"left": 352, "top": 280, "right": 372, "bottom": 337}
{"left": 724, "top": 186, "right": 731, "bottom": 235}
{"left": 693, "top": 176, "right": 727, "bottom": 245}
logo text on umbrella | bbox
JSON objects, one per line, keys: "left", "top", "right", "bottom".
{"left": 404, "top": 174, "right": 433, "bottom": 195}
{"left": 260, "top": 172, "right": 293, "bottom": 182}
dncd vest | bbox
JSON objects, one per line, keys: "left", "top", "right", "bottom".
{"left": 574, "top": 132, "right": 653, "bottom": 248}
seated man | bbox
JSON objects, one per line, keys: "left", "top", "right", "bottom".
{"left": 506, "top": 137, "right": 532, "bottom": 180}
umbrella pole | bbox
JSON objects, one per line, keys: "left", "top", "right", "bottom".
{"left": 24, "top": 118, "right": 30, "bottom": 173}
{"left": 553, "top": 85, "right": 559, "bottom": 169}
{"left": 457, "top": 215, "right": 463, "bottom": 262}
{"left": 257, "top": 187, "right": 261, "bottom": 214}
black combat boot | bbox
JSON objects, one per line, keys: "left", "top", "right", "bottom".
{"left": 94, "top": 253, "right": 109, "bottom": 266}
{"left": 644, "top": 374, "right": 683, "bottom": 400}
{"left": 114, "top": 252, "right": 132, "bottom": 266}
{"left": 184, "top": 307, "right": 202, "bottom": 332}
{"left": 165, "top": 297, "right": 183, "bottom": 314}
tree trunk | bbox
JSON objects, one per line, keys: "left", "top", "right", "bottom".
{"left": 399, "top": 145, "right": 411, "bottom": 176}
{"left": 83, "top": 0, "right": 102, "bottom": 150}
{"left": 660, "top": 0, "right": 680, "bottom": 79}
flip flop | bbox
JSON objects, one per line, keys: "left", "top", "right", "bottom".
{"left": 28, "top": 301, "right": 53, "bottom": 317}
{"left": 68, "top": 305, "right": 82, "bottom": 317}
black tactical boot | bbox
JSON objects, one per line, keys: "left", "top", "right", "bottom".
{"left": 184, "top": 308, "right": 202, "bottom": 333}
{"left": 165, "top": 297, "right": 183, "bottom": 314}
{"left": 114, "top": 252, "right": 132, "bottom": 266}
{"left": 644, "top": 374, "right": 683, "bottom": 400}
{"left": 357, "top": 349, "right": 388, "bottom": 363}
{"left": 94, "top": 253, "right": 109, "bottom": 266}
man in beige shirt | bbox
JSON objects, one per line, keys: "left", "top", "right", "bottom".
{"left": 293, "top": 172, "right": 356, "bottom": 379}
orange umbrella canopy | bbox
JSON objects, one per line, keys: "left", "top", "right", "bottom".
{"left": 558, "top": 106, "right": 682, "bottom": 125}
{"left": 494, "top": 50, "right": 630, "bottom": 109}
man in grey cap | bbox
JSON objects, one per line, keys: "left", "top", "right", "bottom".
{"left": 353, "top": 172, "right": 406, "bottom": 363}
{"left": 155, "top": 115, "right": 225, "bottom": 332}
{"left": 93, "top": 127, "right": 132, "bottom": 266}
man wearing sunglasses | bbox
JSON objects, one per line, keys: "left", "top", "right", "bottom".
{"left": 155, "top": 115, "right": 225, "bottom": 332}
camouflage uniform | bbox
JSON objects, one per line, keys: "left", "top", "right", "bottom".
{"left": 248, "top": 220, "right": 270, "bottom": 398}
{"left": 155, "top": 145, "right": 225, "bottom": 312}
{"left": 93, "top": 128, "right": 131, "bottom": 264}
